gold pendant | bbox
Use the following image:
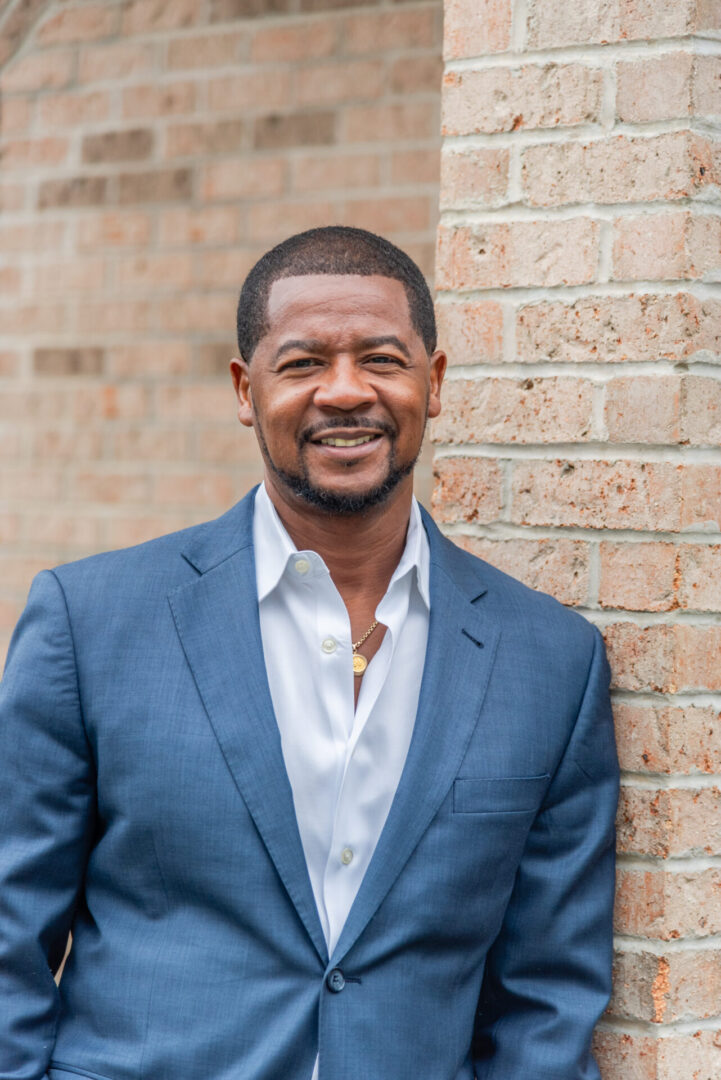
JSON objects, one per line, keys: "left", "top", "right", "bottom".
{"left": 353, "top": 653, "right": 368, "bottom": 676}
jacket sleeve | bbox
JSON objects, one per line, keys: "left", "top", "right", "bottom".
{"left": 473, "top": 626, "right": 619, "bottom": 1080}
{"left": 0, "top": 570, "right": 96, "bottom": 1080}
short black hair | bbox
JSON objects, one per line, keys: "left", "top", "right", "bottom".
{"left": 236, "top": 226, "right": 436, "bottom": 361}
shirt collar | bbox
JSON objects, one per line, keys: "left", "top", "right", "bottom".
{"left": 253, "top": 483, "right": 430, "bottom": 609}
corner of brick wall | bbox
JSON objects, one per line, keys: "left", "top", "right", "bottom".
{"left": 434, "top": 0, "right": 721, "bottom": 1075}
{"left": 0, "top": 0, "right": 443, "bottom": 663}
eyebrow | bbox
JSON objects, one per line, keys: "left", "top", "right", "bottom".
{"left": 274, "top": 335, "right": 412, "bottom": 361}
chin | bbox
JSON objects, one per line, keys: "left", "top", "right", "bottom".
{"left": 279, "top": 463, "right": 415, "bottom": 516}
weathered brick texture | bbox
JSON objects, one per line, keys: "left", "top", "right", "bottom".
{"left": 0, "top": 0, "right": 443, "bottom": 660}
{"left": 435, "top": 1, "right": 721, "bottom": 1074}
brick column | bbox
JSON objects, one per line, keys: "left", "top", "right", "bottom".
{"left": 434, "top": 1, "right": 721, "bottom": 1075}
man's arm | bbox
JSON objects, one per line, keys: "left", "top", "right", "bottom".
{"left": 0, "top": 570, "right": 96, "bottom": 1080}
{"left": 473, "top": 626, "right": 619, "bottom": 1080}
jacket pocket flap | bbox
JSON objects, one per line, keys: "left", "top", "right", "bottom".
{"left": 453, "top": 774, "right": 550, "bottom": 814}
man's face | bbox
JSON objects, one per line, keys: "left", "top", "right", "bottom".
{"left": 231, "top": 274, "right": 446, "bottom": 514}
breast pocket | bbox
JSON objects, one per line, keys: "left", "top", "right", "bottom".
{"left": 452, "top": 774, "right": 550, "bottom": 815}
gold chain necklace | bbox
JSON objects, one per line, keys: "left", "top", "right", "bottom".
{"left": 352, "top": 620, "right": 378, "bottom": 676}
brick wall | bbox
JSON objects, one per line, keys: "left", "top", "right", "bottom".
{"left": 435, "top": 1, "right": 721, "bottom": 1076}
{"left": 0, "top": 0, "right": 442, "bottom": 662}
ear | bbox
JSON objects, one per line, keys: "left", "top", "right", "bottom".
{"left": 230, "top": 358, "right": 254, "bottom": 428}
{"left": 427, "top": 349, "right": 447, "bottom": 419}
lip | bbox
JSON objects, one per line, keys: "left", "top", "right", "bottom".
{"left": 307, "top": 431, "right": 386, "bottom": 460}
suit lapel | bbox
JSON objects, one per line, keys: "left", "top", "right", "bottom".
{"left": 168, "top": 493, "right": 328, "bottom": 965}
{"left": 330, "top": 515, "right": 500, "bottom": 965}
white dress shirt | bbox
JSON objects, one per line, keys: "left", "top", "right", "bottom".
{"left": 253, "top": 482, "right": 430, "bottom": 960}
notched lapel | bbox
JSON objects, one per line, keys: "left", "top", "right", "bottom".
{"left": 331, "top": 552, "right": 500, "bottom": 965}
{"left": 168, "top": 542, "right": 328, "bottom": 965}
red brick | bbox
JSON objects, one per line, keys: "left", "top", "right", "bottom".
{"left": 442, "top": 64, "right": 602, "bottom": 136}
{"left": 390, "top": 55, "right": 444, "bottom": 95}
{"left": 36, "top": 4, "right": 120, "bottom": 44}
{"left": 456, "top": 536, "right": 589, "bottom": 605}
{"left": 34, "top": 259, "right": 107, "bottom": 295}
{"left": 117, "top": 168, "right": 193, "bottom": 204}
{"left": 0, "top": 97, "right": 33, "bottom": 135}
{"left": 122, "top": 81, "right": 197, "bottom": 118}
{"left": 165, "top": 120, "right": 247, "bottom": 159}
{"left": 156, "top": 383, "right": 235, "bottom": 422}
{"left": 431, "top": 456, "right": 503, "bottom": 524}
{"left": 435, "top": 300, "right": 503, "bottom": 366}
{"left": 0, "top": 49, "right": 75, "bottom": 92}
{"left": 1, "top": 136, "right": 69, "bottom": 170}
{"left": 77, "top": 41, "right": 156, "bottom": 83}
{"left": 616, "top": 53, "right": 694, "bottom": 123}
{"left": 206, "top": 71, "right": 292, "bottom": 112}
{"left": 166, "top": 31, "right": 246, "bottom": 69}
{"left": 201, "top": 157, "right": 285, "bottom": 201}
{"left": 31, "top": 427, "right": 102, "bottom": 461}
{"left": 346, "top": 8, "right": 438, "bottom": 54}
{"left": 433, "top": 376, "right": 593, "bottom": 445}
{"left": 0, "top": 467, "right": 65, "bottom": 501}
{"left": 341, "top": 195, "right": 432, "bottom": 234}
{"left": 527, "top": 0, "right": 696, "bottom": 48}
{"left": 246, "top": 199, "right": 338, "bottom": 243}
{"left": 343, "top": 102, "right": 437, "bottom": 143}
{"left": 151, "top": 293, "right": 236, "bottom": 334}
{"left": 604, "top": 376, "right": 682, "bottom": 443}
{"left": 681, "top": 464, "right": 721, "bottom": 530}
{"left": 122, "top": 0, "right": 201, "bottom": 34}
{"left": 614, "top": 702, "right": 721, "bottom": 775}
{"left": 439, "top": 148, "right": 509, "bottom": 210}
{"left": 511, "top": 461, "right": 681, "bottom": 531}
{"left": 677, "top": 545, "right": 721, "bottom": 610}
{"left": 194, "top": 250, "right": 258, "bottom": 289}
{"left": 157, "top": 206, "right": 240, "bottom": 246}
{"left": 675, "top": 625, "right": 721, "bottom": 692}
{"left": 0, "top": 220, "right": 67, "bottom": 254}
{"left": 20, "top": 512, "right": 103, "bottom": 550}
{"left": 612, "top": 212, "right": 721, "bottom": 283}
{"left": 522, "top": 133, "right": 714, "bottom": 208}
{"left": 391, "top": 149, "right": 441, "bottom": 186}
{"left": 71, "top": 469, "right": 150, "bottom": 504}
{"left": 107, "top": 342, "right": 191, "bottom": 378}
{"left": 682, "top": 374, "right": 721, "bottom": 446}
{"left": 77, "top": 212, "right": 152, "bottom": 249}
{"left": 73, "top": 300, "right": 151, "bottom": 335}
{"left": 516, "top": 294, "right": 711, "bottom": 366}
{"left": 436, "top": 219, "right": 600, "bottom": 291}
{"left": 71, "top": 385, "right": 149, "bottom": 423}
{"left": 296, "top": 60, "right": 385, "bottom": 106}
{"left": 615, "top": 866, "right": 721, "bottom": 939}
{"left": 0, "top": 303, "right": 69, "bottom": 335}
{"left": 109, "top": 427, "right": 190, "bottom": 462}
{"left": 251, "top": 20, "right": 338, "bottom": 61}
{"left": 115, "top": 254, "right": 194, "bottom": 291}
{"left": 599, "top": 541, "right": 677, "bottom": 611}
{"left": 0, "top": 351, "right": 21, "bottom": 376}
{"left": 443, "top": 0, "right": 510, "bottom": 59}
{"left": 152, "top": 471, "right": 236, "bottom": 507}
{"left": 604, "top": 623, "right": 675, "bottom": 693}
{"left": 292, "top": 152, "right": 381, "bottom": 193}
{"left": 194, "top": 343, "right": 236, "bottom": 376}
{"left": 104, "top": 514, "right": 197, "bottom": 549}
{"left": 610, "top": 947, "right": 721, "bottom": 1023}
{"left": 693, "top": 54, "right": 721, "bottom": 118}
{"left": 38, "top": 90, "right": 111, "bottom": 128}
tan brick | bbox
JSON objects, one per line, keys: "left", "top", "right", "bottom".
{"left": 0, "top": 183, "right": 24, "bottom": 213}
{"left": 604, "top": 376, "right": 682, "bottom": 443}
{"left": 156, "top": 383, "right": 235, "bottom": 422}
{"left": 116, "top": 254, "right": 194, "bottom": 291}
{"left": 436, "top": 219, "right": 600, "bottom": 290}
{"left": 107, "top": 342, "right": 191, "bottom": 378}
{"left": 251, "top": 19, "right": 338, "bottom": 61}
{"left": 117, "top": 168, "right": 193, "bottom": 204}
{"left": 682, "top": 374, "right": 721, "bottom": 446}
{"left": 193, "top": 425, "right": 260, "bottom": 465}
{"left": 157, "top": 206, "right": 240, "bottom": 246}
{"left": 433, "top": 377, "right": 593, "bottom": 445}
{"left": 165, "top": 120, "right": 246, "bottom": 159}
{"left": 166, "top": 30, "right": 246, "bottom": 69}
{"left": 515, "top": 294, "right": 709, "bottom": 365}
{"left": 677, "top": 544, "right": 721, "bottom": 610}
{"left": 431, "top": 456, "right": 503, "bottom": 524}
{"left": 211, "top": 0, "right": 293, "bottom": 17}
{"left": 200, "top": 156, "right": 285, "bottom": 201}
{"left": 36, "top": 4, "right": 120, "bottom": 44}
{"left": 604, "top": 623, "right": 675, "bottom": 693}
{"left": 83, "top": 129, "right": 154, "bottom": 165}
{"left": 104, "top": 514, "right": 196, "bottom": 549}
{"left": 78, "top": 41, "right": 156, "bottom": 84}
{"left": 246, "top": 199, "right": 338, "bottom": 243}
{"left": 435, "top": 300, "right": 503, "bottom": 366}
{"left": 675, "top": 625, "right": 721, "bottom": 692}
{"left": 681, "top": 464, "right": 721, "bottom": 530}
{"left": 342, "top": 195, "right": 432, "bottom": 234}
{"left": 511, "top": 460, "right": 681, "bottom": 531}
{"left": 20, "top": 512, "right": 103, "bottom": 550}
{"left": 194, "top": 250, "right": 258, "bottom": 289}
{"left": 0, "top": 266, "right": 22, "bottom": 293}
{"left": 151, "top": 293, "right": 236, "bottom": 334}
{"left": 693, "top": 54, "right": 721, "bottom": 117}
{"left": 292, "top": 152, "right": 380, "bottom": 193}
{"left": 343, "top": 102, "right": 436, "bottom": 143}
{"left": 109, "top": 427, "right": 189, "bottom": 462}
{"left": 599, "top": 541, "right": 677, "bottom": 611}
{"left": 456, "top": 536, "right": 590, "bottom": 605}
{"left": 616, "top": 53, "right": 694, "bottom": 123}
{"left": 194, "top": 342, "right": 236, "bottom": 375}
{"left": 122, "top": 0, "right": 201, "bottom": 34}
{"left": 527, "top": 0, "right": 696, "bottom": 48}
{"left": 522, "top": 133, "right": 714, "bottom": 208}
{"left": 206, "top": 71, "right": 292, "bottom": 112}
{"left": 0, "top": 220, "right": 67, "bottom": 254}
{"left": 615, "top": 867, "right": 721, "bottom": 939}
{"left": 697, "top": 0, "right": 721, "bottom": 30}
{"left": 0, "top": 136, "right": 69, "bottom": 170}
{"left": 0, "top": 97, "right": 33, "bottom": 135}
{"left": 0, "top": 0, "right": 47, "bottom": 68}
{"left": 439, "top": 148, "right": 509, "bottom": 210}
{"left": 344, "top": 9, "right": 438, "bottom": 54}
{"left": 152, "top": 471, "right": 236, "bottom": 507}
{"left": 441, "top": 64, "right": 602, "bottom": 137}
{"left": 656, "top": 1030, "right": 721, "bottom": 1080}
{"left": 34, "top": 258, "right": 107, "bottom": 295}
{"left": 614, "top": 703, "right": 721, "bottom": 775}
{"left": 443, "top": 0, "right": 510, "bottom": 59}
{"left": 31, "top": 427, "right": 103, "bottom": 461}
{"left": 0, "top": 467, "right": 65, "bottom": 501}
{"left": 612, "top": 212, "right": 721, "bottom": 283}
{"left": 390, "top": 55, "right": 444, "bottom": 95}
{"left": 122, "top": 81, "right": 197, "bottom": 119}
{"left": 296, "top": 60, "right": 384, "bottom": 106}
{"left": 0, "top": 351, "right": 21, "bottom": 376}
{"left": 391, "top": 149, "right": 441, "bottom": 187}
{"left": 73, "top": 384, "right": 147, "bottom": 424}
{"left": 0, "top": 49, "right": 75, "bottom": 92}
{"left": 610, "top": 947, "right": 721, "bottom": 1023}
{"left": 71, "top": 469, "right": 150, "bottom": 504}
{"left": 38, "top": 90, "right": 111, "bottom": 129}
{"left": 73, "top": 300, "right": 151, "bottom": 335}
{"left": 77, "top": 211, "right": 152, "bottom": 249}
{"left": 0, "top": 303, "right": 69, "bottom": 336}
{"left": 254, "top": 111, "right": 335, "bottom": 150}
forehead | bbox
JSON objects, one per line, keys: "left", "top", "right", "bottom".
{"left": 264, "top": 274, "right": 415, "bottom": 341}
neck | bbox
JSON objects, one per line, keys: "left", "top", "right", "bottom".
{"left": 263, "top": 474, "right": 413, "bottom": 601}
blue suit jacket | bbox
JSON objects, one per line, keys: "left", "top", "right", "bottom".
{"left": 0, "top": 490, "right": 618, "bottom": 1080}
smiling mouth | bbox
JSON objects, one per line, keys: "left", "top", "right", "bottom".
{"left": 318, "top": 434, "right": 380, "bottom": 447}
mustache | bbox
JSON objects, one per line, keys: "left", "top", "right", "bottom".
{"left": 300, "top": 418, "right": 396, "bottom": 443}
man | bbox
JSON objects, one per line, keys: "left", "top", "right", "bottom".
{"left": 0, "top": 226, "right": 618, "bottom": 1080}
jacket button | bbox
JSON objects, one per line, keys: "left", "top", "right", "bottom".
{"left": 326, "top": 968, "right": 345, "bottom": 993}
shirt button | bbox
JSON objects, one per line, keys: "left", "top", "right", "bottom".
{"left": 326, "top": 968, "right": 345, "bottom": 993}
{"left": 341, "top": 846, "right": 354, "bottom": 866}
{"left": 321, "top": 637, "right": 337, "bottom": 654}
{"left": 294, "top": 558, "right": 310, "bottom": 575}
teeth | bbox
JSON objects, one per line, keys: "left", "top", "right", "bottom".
{"left": 319, "top": 435, "right": 377, "bottom": 447}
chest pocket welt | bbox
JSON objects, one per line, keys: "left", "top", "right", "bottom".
{"left": 452, "top": 775, "right": 550, "bottom": 815}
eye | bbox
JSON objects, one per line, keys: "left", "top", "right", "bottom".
{"left": 281, "top": 357, "right": 319, "bottom": 370}
{"left": 366, "top": 354, "right": 403, "bottom": 366}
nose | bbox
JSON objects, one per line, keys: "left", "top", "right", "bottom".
{"left": 312, "top": 356, "right": 378, "bottom": 412}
